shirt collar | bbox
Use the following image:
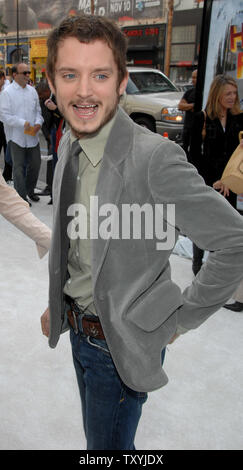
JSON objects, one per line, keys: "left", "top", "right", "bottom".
{"left": 13, "top": 80, "right": 27, "bottom": 91}
{"left": 70, "top": 112, "right": 117, "bottom": 167}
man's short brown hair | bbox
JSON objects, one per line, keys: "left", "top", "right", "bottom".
{"left": 47, "top": 14, "right": 128, "bottom": 87}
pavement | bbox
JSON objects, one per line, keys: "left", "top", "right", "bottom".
{"left": 0, "top": 142, "right": 243, "bottom": 450}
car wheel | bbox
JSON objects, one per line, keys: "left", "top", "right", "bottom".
{"left": 133, "top": 116, "right": 155, "bottom": 132}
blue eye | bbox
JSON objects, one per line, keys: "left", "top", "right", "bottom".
{"left": 96, "top": 74, "right": 107, "bottom": 80}
{"left": 64, "top": 73, "right": 76, "bottom": 80}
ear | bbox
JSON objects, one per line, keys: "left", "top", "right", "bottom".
{"left": 46, "top": 73, "right": 56, "bottom": 95}
{"left": 118, "top": 70, "right": 129, "bottom": 96}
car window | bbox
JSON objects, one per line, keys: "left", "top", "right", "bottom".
{"left": 126, "top": 77, "right": 139, "bottom": 94}
{"left": 127, "top": 72, "right": 177, "bottom": 94}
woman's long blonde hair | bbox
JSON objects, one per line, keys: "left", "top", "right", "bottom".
{"left": 205, "top": 74, "right": 242, "bottom": 119}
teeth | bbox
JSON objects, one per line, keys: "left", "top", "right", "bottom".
{"left": 76, "top": 104, "right": 96, "bottom": 108}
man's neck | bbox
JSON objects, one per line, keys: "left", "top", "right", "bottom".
{"left": 14, "top": 79, "right": 26, "bottom": 89}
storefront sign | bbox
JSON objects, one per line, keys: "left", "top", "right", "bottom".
{"left": 30, "top": 38, "right": 47, "bottom": 58}
{"left": 123, "top": 25, "right": 161, "bottom": 47}
{"left": 78, "top": 0, "right": 164, "bottom": 19}
{"left": 0, "top": 0, "right": 166, "bottom": 32}
{"left": 123, "top": 27, "right": 160, "bottom": 37}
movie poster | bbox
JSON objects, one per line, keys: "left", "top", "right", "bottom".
{"left": 201, "top": 0, "right": 243, "bottom": 108}
{"left": 199, "top": 0, "right": 243, "bottom": 207}
{"left": 0, "top": 0, "right": 165, "bottom": 33}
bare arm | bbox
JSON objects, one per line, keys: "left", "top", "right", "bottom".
{"left": 178, "top": 98, "right": 194, "bottom": 112}
{"left": 41, "top": 307, "right": 50, "bottom": 337}
{"left": 0, "top": 172, "right": 51, "bottom": 257}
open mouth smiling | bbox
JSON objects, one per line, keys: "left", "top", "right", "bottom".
{"left": 73, "top": 104, "right": 99, "bottom": 118}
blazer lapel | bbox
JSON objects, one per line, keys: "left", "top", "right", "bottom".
{"left": 51, "top": 133, "right": 72, "bottom": 288}
{"left": 91, "top": 107, "right": 134, "bottom": 287}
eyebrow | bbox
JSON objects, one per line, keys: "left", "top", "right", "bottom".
{"left": 56, "top": 67, "right": 114, "bottom": 74}
{"left": 56, "top": 67, "right": 77, "bottom": 72}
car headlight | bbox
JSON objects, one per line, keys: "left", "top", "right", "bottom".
{"left": 161, "top": 107, "right": 184, "bottom": 123}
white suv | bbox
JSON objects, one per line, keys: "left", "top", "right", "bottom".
{"left": 121, "top": 67, "right": 184, "bottom": 142}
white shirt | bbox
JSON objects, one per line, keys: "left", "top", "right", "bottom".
{"left": 0, "top": 81, "right": 43, "bottom": 147}
{"left": 0, "top": 80, "right": 10, "bottom": 94}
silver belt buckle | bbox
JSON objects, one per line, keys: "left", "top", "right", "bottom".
{"left": 87, "top": 324, "right": 100, "bottom": 338}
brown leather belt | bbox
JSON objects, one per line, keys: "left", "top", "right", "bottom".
{"left": 67, "top": 308, "right": 105, "bottom": 340}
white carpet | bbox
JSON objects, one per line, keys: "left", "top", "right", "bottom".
{"left": 0, "top": 193, "right": 242, "bottom": 450}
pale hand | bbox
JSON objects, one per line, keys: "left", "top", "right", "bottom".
{"left": 24, "top": 121, "right": 30, "bottom": 131}
{"left": 213, "top": 180, "right": 230, "bottom": 197}
{"left": 33, "top": 124, "right": 41, "bottom": 135}
{"left": 41, "top": 307, "right": 50, "bottom": 337}
{"left": 44, "top": 98, "right": 57, "bottom": 111}
{"left": 168, "top": 333, "right": 180, "bottom": 344}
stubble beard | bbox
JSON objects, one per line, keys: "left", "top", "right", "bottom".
{"left": 58, "top": 94, "right": 120, "bottom": 140}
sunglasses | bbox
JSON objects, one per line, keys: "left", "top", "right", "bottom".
{"left": 18, "top": 71, "right": 31, "bottom": 75}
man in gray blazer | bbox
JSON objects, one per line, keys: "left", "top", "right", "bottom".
{"left": 41, "top": 15, "right": 243, "bottom": 450}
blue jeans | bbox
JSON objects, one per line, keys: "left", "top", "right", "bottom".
{"left": 70, "top": 320, "right": 166, "bottom": 450}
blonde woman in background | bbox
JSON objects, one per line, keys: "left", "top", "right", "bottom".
{"left": 189, "top": 74, "right": 243, "bottom": 275}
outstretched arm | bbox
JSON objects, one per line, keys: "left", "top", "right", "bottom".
{"left": 0, "top": 172, "right": 51, "bottom": 257}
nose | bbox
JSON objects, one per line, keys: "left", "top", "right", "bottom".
{"left": 76, "top": 75, "right": 92, "bottom": 98}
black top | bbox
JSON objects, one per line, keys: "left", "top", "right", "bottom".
{"left": 40, "top": 97, "right": 62, "bottom": 145}
{"left": 182, "top": 87, "right": 196, "bottom": 129}
{"left": 189, "top": 110, "right": 243, "bottom": 208}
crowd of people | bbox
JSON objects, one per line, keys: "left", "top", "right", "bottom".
{"left": 179, "top": 69, "right": 243, "bottom": 312}
{"left": 1, "top": 13, "right": 243, "bottom": 450}
{"left": 0, "top": 64, "right": 56, "bottom": 259}
{"left": 0, "top": 64, "right": 63, "bottom": 206}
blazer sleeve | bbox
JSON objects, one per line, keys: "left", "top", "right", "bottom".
{"left": 0, "top": 172, "right": 51, "bottom": 258}
{"left": 148, "top": 139, "right": 243, "bottom": 333}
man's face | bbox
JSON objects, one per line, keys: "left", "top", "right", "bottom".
{"left": 48, "top": 37, "right": 128, "bottom": 139}
{"left": 14, "top": 63, "right": 31, "bottom": 88}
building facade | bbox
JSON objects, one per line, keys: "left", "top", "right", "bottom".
{"left": 171, "top": 4, "right": 203, "bottom": 83}
{"left": 0, "top": 0, "right": 204, "bottom": 82}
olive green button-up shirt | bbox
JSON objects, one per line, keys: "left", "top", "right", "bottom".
{"left": 63, "top": 116, "right": 116, "bottom": 314}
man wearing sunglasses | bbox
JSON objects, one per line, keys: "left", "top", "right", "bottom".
{"left": 0, "top": 62, "right": 43, "bottom": 204}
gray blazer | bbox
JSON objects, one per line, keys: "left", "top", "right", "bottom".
{"left": 48, "top": 107, "right": 243, "bottom": 392}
